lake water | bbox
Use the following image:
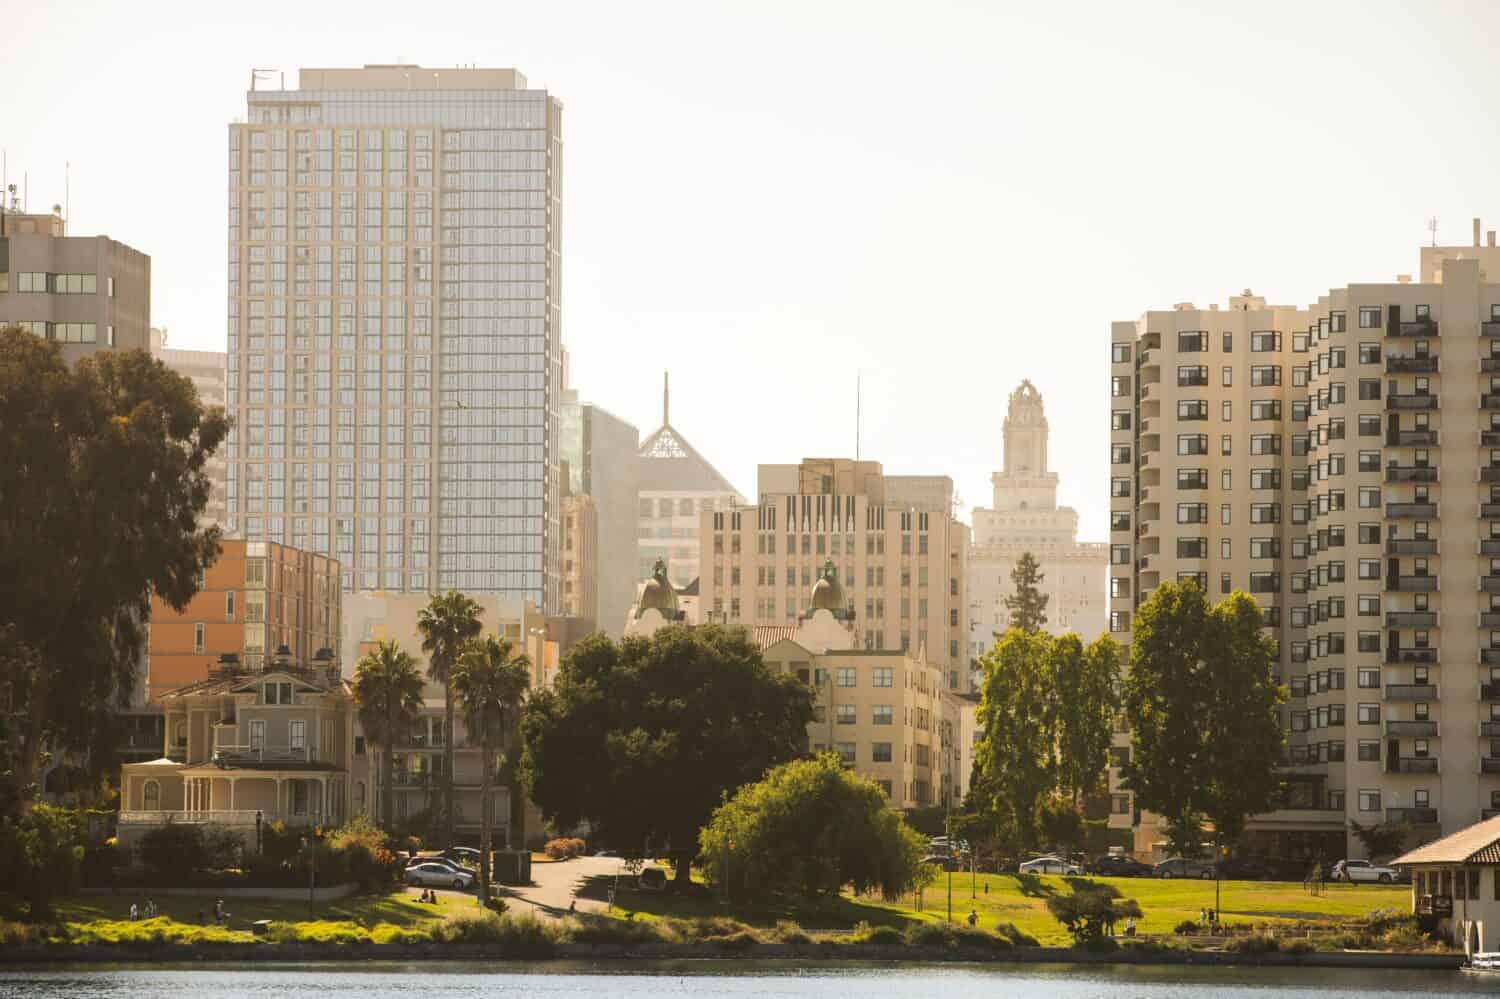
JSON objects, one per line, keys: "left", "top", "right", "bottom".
{"left": 0, "top": 962, "right": 1493, "bottom": 999}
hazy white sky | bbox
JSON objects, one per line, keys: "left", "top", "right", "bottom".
{"left": 6, "top": 0, "right": 1499, "bottom": 538}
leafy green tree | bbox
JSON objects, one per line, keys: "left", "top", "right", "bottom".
{"left": 973, "top": 628, "right": 1056, "bottom": 850}
{"left": 352, "top": 640, "right": 426, "bottom": 831}
{"left": 1050, "top": 634, "right": 1121, "bottom": 803}
{"left": 1122, "top": 582, "right": 1285, "bottom": 865}
{"left": 0, "top": 331, "right": 228, "bottom": 815}
{"left": 451, "top": 634, "right": 531, "bottom": 903}
{"left": 1349, "top": 818, "right": 1411, "bottom": 862}
{"left": 417, "top": 590, "right": 484, "bottom": 848}
{"left": 1046, "top": 881, "right": 1142, "bottom": 946}
{"left": 521, "top": 625, "right": 814, "bottom": 885}
{"left": 1004, "top": 552, "right": 1049, "bottom": 634}
{"left": 699, "top": 754, "right": 929, "bottom": 900}
{"left": 0, "top": 804, "right": 84, "bottom": 920}
{"left": 1037, "top": 794, "right": 1085, "bottom": 855}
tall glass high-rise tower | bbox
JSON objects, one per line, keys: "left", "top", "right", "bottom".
{"left": 226, "top": 65, "right": 563, "bottom": 610}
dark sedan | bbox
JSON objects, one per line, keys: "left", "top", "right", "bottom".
{"left": 1088, "top": 855, "right": 1153, "bottom": 877}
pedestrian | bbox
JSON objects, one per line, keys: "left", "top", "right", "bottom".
{"left": 569, "top": 899, "right": 577, "bottom": 914}
{"left": 1199, "top": 907, "right": 1206, "bottom": 926}
{"left": 129, "top": 902, "right": 139, "bottom": 922}
{"left": 983, "top": 883, "right": 989, "bottom": 895}
{"left": 1124, "top": 917, "right": 1136, "bottom": 938}
{"left": 967, "top": 909, "right": 977, "bottom": 928}
{"left": 197, "top": 909, "right": 205, "bottom": 926}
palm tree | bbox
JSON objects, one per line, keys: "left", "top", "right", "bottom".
{"left": 451, "top": 634, "right": 531, "bottom": 905}
{"left": 352, "top": 639, "right": 425, "bottom": 833}
{"left": 417, "top": 590, "right": 484, "bottom": 848}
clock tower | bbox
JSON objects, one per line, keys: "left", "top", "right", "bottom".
{"left": 993, "top": 380, "right": 1059, "bottom": 512}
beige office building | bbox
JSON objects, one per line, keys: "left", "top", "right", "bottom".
{"left": 698, "top": 458, "right": 972, "bottom": 691}
{"left": 151, "top": 328, "right": 228, "bottom": 528}
{"left": 1109, "top": 220, "right": 1500, "bottom": 860}
{"left": 560, "top": 491, "right": 599, "bottom": 630}
{"left": 0, "top": 208, "right": 150, "bottom": 362}
{"left": 225, "top": 65, "right": 564, "bottom": 607}
{"left": 627, "top": 560, "right": 970, "bottom": 808}
{"left": 637, "top": 373, "right": 745, "bottom": 592}
{"left": 969, "top": 380, "right": 1108, "bottom": 659}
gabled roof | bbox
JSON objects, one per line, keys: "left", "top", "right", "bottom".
{"left": 1395, "top": 813, "right": 1500, "bottom": 866}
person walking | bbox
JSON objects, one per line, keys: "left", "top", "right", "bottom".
{"left": 129, "top": 902, "right": 139, "bottom": 922}
{"left": 967, "top": 909, "right": 977, "bottom": 928}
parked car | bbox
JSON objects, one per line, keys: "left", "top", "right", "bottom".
{"left": 1218, "top": 857, "right": 1277, "bottom": 882}
{"left": 594, "top": 849, "right": 619, "bottom": 858}
{"left": 1087, "top": 855, "right": 1153, "bottom": 878}
{"left": 1154, "top": 857, "right": 1217, "bottom": 880}
{"left": 1018, "top": 855, "right": 1084, "bottom": 876}
{"left": 1331, "top": 858, "right": 1400, "bottom": 884}
{"left": 922, "top": 853, "right": 962, "bottom": 872}
{"left": 405, "top": 862, "right": 475, "bottom": 890}
{"left": 638, "top": 867, "right": 668, "bottom": 892}
{"left": 443, "top": 846, "right": 483, "bottom": 866}
{"left": 406, "top": 854, "right": 466, "bottom": 874}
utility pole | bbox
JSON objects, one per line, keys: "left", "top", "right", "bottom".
{"left": 945, "top": 809, "right": 953, "bottom": 923}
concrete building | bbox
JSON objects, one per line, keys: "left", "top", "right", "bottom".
{"left": 341, "top": 590, "right": 556, "bottom": 837}
{"left": 145, "top": 539, "right": 341, "bottom": 704}
{"left": 969, "top": 380, "right": 1108, "bottom": 658}
{"left": 560, "top": 491, "right": 598, "bottom": 631}
{"left": 150, "top": 328, "right": 228, "bottom": 528}
{"left": 698, "top": 457, "right": 973, "bottom": 691}
{"left": 1396, "top": 812, "right": 1500, "bottom": 951}
{"left": 637, "top": 372, "right": 744, "bottom": 592}
{"left": 561, "top": 387, "right": 640, "bottom": 637}
{"left": 224, "top": 65, "right": 565, "bottom": 607}
{"left": 1109, "top": 221, "right": 1500, "bottom": 860}
{"left": 626, "top": 558, "right": 972, "bottom": 808}
{"left": 0, "top": 207, "right": 150, "bottom": 362}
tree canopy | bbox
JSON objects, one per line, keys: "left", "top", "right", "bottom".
{"left": 417, "top": 590, "right": 484, "bottom": 848}
{"left": 521, "top": 625, "right": 814, "bottom": 882}
{"left": 1004, "top": 552, "right": 1049, "bottom": 634}
{"left": 699, "top": 753, "right": 929, "bottom": 900}
{"left": 352, "top": 639, "right": 425, "bottom": 830}
{"left": 0, "top": 330, "right": 228, "bottom": 814}
{"left": 1121, "top": 582, "right": 1285, "bottom": 858}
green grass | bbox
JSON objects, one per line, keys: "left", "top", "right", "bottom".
{"left": 603, "top": 871, "right": 1411, "bottom": 947}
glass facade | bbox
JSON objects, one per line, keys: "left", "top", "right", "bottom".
{"left": 225, "top": 75, "right": 562, "bottom": 607}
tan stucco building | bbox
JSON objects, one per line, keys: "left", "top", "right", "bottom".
{"left": 1109, "top": 220, "right": 1500, "bottom": 860}
{"left": 969, "top": 381, "right": 1108, "bottom": 661}
{"left": 150, "top": 328, "right": 228, "bottom": 529}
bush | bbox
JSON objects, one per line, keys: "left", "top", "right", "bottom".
{"left": 202, "top": 825, "right": 244, "bottom": 870}
{"left": 0, "top": 806, "right": 86, "bottom": 921}
{"left": 81, "top": 839, "right": 131, "bottom": 884}
{"left": 1046, "top": 880, "right": 1143, "bottom": 946}
{"left": 432, "top": 910, "right": 563, "bottom": 956}
{"left": 1227, "top": 931, "right": 1280, "bottom": 955}
{"left": 138, "top": 823, "right": 208, "bottom": 874}
{"left": 565, "top": 915, "right": 675, "bottom": 945}
{"left": 1080, "top": 935, "right": 1120, "bottom": 953}
{"left": 903, "top": 921, "right": 1015, "bottom": 951}
{"left": 1282, "top": 938, "right": 1316, "bottom": 956}
{"left": 1174, "top": 919, "right": 1200, "bottom": 935}
{"left": 849, "top": 920, "right": 905, "bottom": 946}
{"left": 543, "top": 837, "right": 586, "bottom": 859}
{"left": 771, "top": 920, "right": 812, "bottom": 945}
{"left": 329, "top": 816, "right": 402, "bottom": 890}
{"left": 995, "top": 922, "right": 1039, "bottom": 947}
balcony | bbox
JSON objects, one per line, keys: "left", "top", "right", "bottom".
{"left": 1387, "top": 394, "right": 1439, "bottom": 411}
{"left": 1385, "top": 466, "right": 1439, "bottom": 483}
{"left": 1483, "top": 683, "right": 1500, "bottom": 701}
{"left": 1387, "top": 355, "right": 1439, "bottom": 373}
{"left": 1482, "top": 542, "right": 1500, "bottom": 557}
{"left": 1484, "top": 394, "right": 1500, "bottom": 410}
{"left": 1483, "top": 358, "right": 1500, "bottom": 373}
{"left": 1388, "top": 429, "right": 1439, "bottom": 446}
{"left": 1482, "top": 648, "right": 1500, "bottom": 666}
{"left": 1387, "top": 806, "right": 1439, "bottom": 824}
{"left": 1485, "top": 503, "right": 1500, "bottom": 519}
{"left": 1387, "top": 757, "right": 1439, "bottom": 774}
{"left": 1385, "top": 647, "right": 1437, "bottom": 664}
{"left": 1485, "top": 320, "right": 1500, "bottom": 338}
{"left": 1386, "top": 720, "right": 1438, "bottom": 737}
{"left": 119, "top": 809, "right": 326, "bottom": 829}
{"left": 1484, "top": 758, "right": 1500, "bottom": 775}
{"left": 1482, "top": 577, "right": 1500, "bottom": 594}
{"left": 1386, "top": 611, "right": 1438, "bottom": 627}
{"left": 1389, "top": 318, "right": 1439, "bottom": 338}
{"left": 1483, "top": 468, "right": 1500, "bottom": 483}
{"left": 1485, "top": 432, "right": 1500, "bottom": 447}
{"left": 1388, "top": 502, "right": 1438, "bottom": 518}
{"left": 1482, "top": 612, "right": 1500, "bottom": 627}
{"left": 211, "top": 744, "right": 312, "bottom": 766}
{"left": 1387, "top": 683, "right": 1438, "bottom": 700}
{"left": 1483, "top": 722, "right": 1500, "bottom": 737}
{"left": 1386, "top": 575, "right": 1438, "bottom": 592}
{"left": 1386, "top": 539, "right": 1438, "bottom": 555}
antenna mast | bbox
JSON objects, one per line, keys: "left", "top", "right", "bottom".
{"left": 856, "top": 373, "right": 861, "bottom": 461}
{"left": 1428, "top": 217, "right": 1439, "bottom": 247}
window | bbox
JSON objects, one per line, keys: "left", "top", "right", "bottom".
{"left": 872, "top": 667, "right": 893, "bottom": 688}
{"left": 289, "top": 719, "right": 306, "bottom": 749}
{"left": 1111, "top": 794, "right": 1131, "bottom": 815}
{"left": 1358, "top": 559, "right": 1380, "bottom": 580}
{"left": 1111, "top": 343, "right": 1132, "bottom": 364}
{"left": 1176, "top": 503, "right": 1208, "bottom": 524}
{"left": 835, "top": 704, "right": 856, "bottom": 725}
{"left": 1177, "top": 468, "right": 1209, "bottom": 489}
{"left": 1112, "top": 444, "right": 1132, "bottom": 464}
{"left": 1251, "top": 330, "right": 1281, "bottom": 352}
{"left": 1358, "top": 789, "right": 1381, "bottom": 812}
{"left": 836, "top": 742, "right": 856, "bottom": 765}
{"left": 1358, "top": 342, "right": 1380, "bottom": 364}
{"left": 250, "top": 719, "right": 266, "bottom": 750}
{"left": 1111, "top": 376, "right": 1131, "bottom": 397}
{"left": 1357, "top": 703, "right": 1380, "bottom": 724}
{"left": 1358, "top": 594, "right": 1380, "bottom": 616}
{"left": 1177, "top": 365, "right": 1209, "bottom": 387}
{"left": 1222, "top": 366, "right": 1233, "bottom": 387}
{"left": 835, "top": 667, "right": 856, "bottom": 688}
{"left": 1223, "top": 332, "right": 1233, "bottom": 352}
{"left": 872, "top": 705, "right": 893, "bottom": 725}
{"left": 1358, "top": 379, "right": 1381, "bottom": 400}
{"left": 1177, "top": 400, "right": 1208, "bottom": 420}
{"left": 1358, "top": 414, "right": 1380, "bottom": 436}
{"left": 1250, "top": 399, "right": 1282, "bottom": 420}
{"left": 1112, "top": 410, "right": 1132, "bottom": 431}
{"left": 1358, "top": 307, "right": 1382, "bottom": 328}
{"left": 1250, "top": 365, "right": 1281, "bottom": 387}
{"left": 143, "top": 780, "right": 160, "bottom": 811}
{"left": 1177, "top": 331, "right": 1207, "bottom": 352}
{"left": 1110, "top": 611, "right": 1131, "bottom": 632}
{"left": 264, "top": 681, "right": 294, "bottom": 705}
{"left": 1176, "top": 537, "right": 1208, "bottom": 559}
{"left": 1221, "top": 434, "right": 1233, "bottom": 456}
{"left": 194, "top": 623, "right": 205, "bottom": 653}
{"left": 1358, "top": 487, "right": 1381, "bottom": 509}
{"left": 1111, "top": 477, "right": 1131, "bottom": 498}
{"left": 871, "top": 742, "right": 893, "bottom": 763}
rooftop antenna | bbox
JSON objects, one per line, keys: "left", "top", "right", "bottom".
{"left": 856, "top": 373, "right": 861, "bottom": 461}
{"left": 1428, "top": 217, "right": 1439, "bottom": 247}
{"left": 64, "top": 161, "right": 69, "bottom": 233}
{"left": 662, "top": 370, "right": 670, "bottom": 426}
{"left": 250, "top": 68, "right": 274, "bottom": 92}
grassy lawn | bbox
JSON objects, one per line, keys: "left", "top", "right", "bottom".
{"left": 605, "top": 871, "right": 1411, "bottom": 947}
{"left": 2, "top": 887, "right": 478, "bottom": 941}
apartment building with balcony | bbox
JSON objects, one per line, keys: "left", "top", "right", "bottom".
{"left": 1109, "top": 224, "right": 1500, "bottom": 860}
{"left": 696, "top": 458, "right": 972, "bottom": 691}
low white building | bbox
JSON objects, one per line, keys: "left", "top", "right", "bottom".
{"left": 1395, "top": 813, "right": 1500, "bottom": 951}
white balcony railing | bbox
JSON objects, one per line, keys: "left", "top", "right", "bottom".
{"left": 118, "top": 809, "right": 263, "bottom": 826}
{"left": 212, "top": 744, "right": 311, "bottom": 764}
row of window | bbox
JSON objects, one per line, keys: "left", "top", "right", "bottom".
{"left": 4, "top": 321, "right": 113, "bottom": 345}
{"left": 1108, "top": 307, "right": 1444, "bottom": 366}
{"left": 3, "top": 272, "right": 111, "bottom": 295}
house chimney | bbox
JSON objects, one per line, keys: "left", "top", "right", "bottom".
{"left": 1475, "top": 217, "right": 1482, "bottom": 247}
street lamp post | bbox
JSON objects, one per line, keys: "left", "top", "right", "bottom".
{"left": 945, "top": 811, "right": 953, "bottom": 923}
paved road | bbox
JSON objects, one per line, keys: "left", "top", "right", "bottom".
{"left": 497, "top": 855, "right": 629, "bottom": 918}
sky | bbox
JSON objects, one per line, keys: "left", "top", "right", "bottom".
{"left": 5, "top": 0, "right": 1500, "bottom": 539}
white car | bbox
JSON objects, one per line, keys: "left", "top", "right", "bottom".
{"left": 1331, "top": 858, "right": 1399, "bottom": 884}
{"left": 405, "top": 862, "right": 476, "bottom": 890}
{"left": 1018, "top": 855, "right": 1083, "bottom": 876}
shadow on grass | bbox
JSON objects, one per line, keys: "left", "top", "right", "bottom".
{"left": 589, "top": 879, "right": 924, "bottom": 931}
{"left": 49, "top": 889, "right": 461, "bottom": 930}
{"left": 1008, "top": 873, "right": 1057, "bottom": 898}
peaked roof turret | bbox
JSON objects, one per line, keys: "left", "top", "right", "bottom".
{"left": 637, "top": 371, "right": 745, "bottom": 496}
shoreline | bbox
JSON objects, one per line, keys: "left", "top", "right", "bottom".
{"left": 0, "top": 941, "right": 1466, "bottom": 971}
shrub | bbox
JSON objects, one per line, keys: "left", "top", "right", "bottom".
{"left": 543, "top": 837, "right": 587, "bottom": 859}
{"left": 432, "top": 910, "right": 563, "bottom": 956}
{"left": 370, "top": 922, "right": 428, "bottom": 945}
{"left": 566, "top": 915, "right": 676, "bottom": 945}
{"left": 849, "top": 920, "right": 904, "bottom": 946}
{"left": 1282, "top": 938, "right": 1316, "bottom": 956}
{"left": 139, "top": 823, "right": 208, "bottom": 873}
{"left": 1046, "top": 880, "right": 1143, "bottom": 946}
{"left": 81, "top": 839, "right": 131, "bottom": 883}
{"left": 1080, "top": 935, "right": 1120, "bottom": 954}
{"left": 771, "top": 920, "right": 812, "bottom": 945}
{"left": 994, "top": 921, "right": 1039, "bottom": 947}
{"left": 904, "top": 921, "right": 1015, "bottom": 951}
{"left": 202, "top": 825, "right": 244, "bottom": 870}
{"left": 1227, "top": 931, "right": 1280, "bottom": 955}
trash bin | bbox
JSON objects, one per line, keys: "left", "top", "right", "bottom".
{"left": 494, "top": 849, "right": 532, "bottom": 885}
{"left": 251, "top": 919, "right": 273, "bottom": 936}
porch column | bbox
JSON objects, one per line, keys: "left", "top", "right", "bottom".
{"left": 275, "top": 777, "right": 285, "bottom": 820}
{"left": 229, "top": 777, "right": 236, "bottom": 811}
{"left": 319, "top": 775, "right": 328, "bottom": 824}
